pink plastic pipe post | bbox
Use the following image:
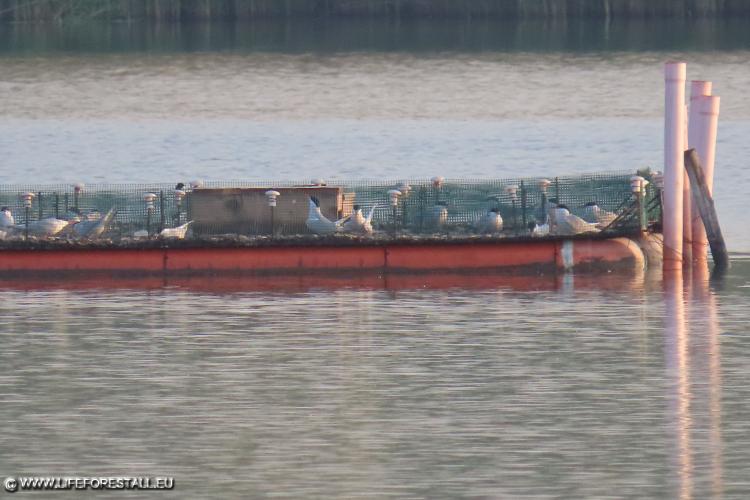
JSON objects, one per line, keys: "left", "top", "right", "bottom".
{"left": 685, "top": 81, "right": 712, "bottom": 265}
{"left": 683, "top": 103, "right": 692, "bottom": 265}
{"left": 687, "top": 81, "right": 712, "bottom": 264}
{"left": 664, "top": 62, "right": 687, "bottom": 270}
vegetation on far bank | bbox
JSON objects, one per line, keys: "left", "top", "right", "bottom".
{"left": 1, "top": 0, "right": 749, "bottom": 23}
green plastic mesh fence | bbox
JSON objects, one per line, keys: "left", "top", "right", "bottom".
{"left": 0, "top": 171, "right": 660, "bottom": 240}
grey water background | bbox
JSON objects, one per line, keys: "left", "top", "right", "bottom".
{"left": 1, "top": 18, "right": 750, "bottom": 499}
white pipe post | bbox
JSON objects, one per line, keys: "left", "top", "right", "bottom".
{"left": 682, "top": 80, "right": 712, "bottom": 265}
{"left": 683, "top": 103, "right": 692, "bottom": 265}
{"left": 664, "top": 62, "right": 687, "bottom": 270}
{"left": 687, "top": 81, "right": 712, "bottom": 264}
{"left": 691, "top": 95, "right": 721, "bottom": 263}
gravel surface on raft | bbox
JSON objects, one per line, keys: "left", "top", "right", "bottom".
{"left": 0, "top": 230, "right": 641, "bottom": 251}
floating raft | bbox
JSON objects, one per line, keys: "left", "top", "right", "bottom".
{"left": 0, "top": 233, "right": 659, "bottom": 277}
{"left": 0, "top": 173, "right": 662, "bottom": 277}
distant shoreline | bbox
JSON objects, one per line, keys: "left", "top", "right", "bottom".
{"left": 1, "top": 0, "right": 749, "bottom": 23}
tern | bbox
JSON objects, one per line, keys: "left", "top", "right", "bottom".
{"left": 582, "top": 202, "right": 618, "bottom": 228}
{"left": 476, "top": 208, "right": 503, "bottom": 233}
{"left": 0, "top": 207, "right": 14, "bottom": 228}
{"left": 73, "top": 208, "right": 116, "bottom": 239}
{"left": 160, "top": 221, "right": 193, "bottom": 239}
{"left": 431, "top": 202, "right": 448, "bottom": 228}
{"left": 306, "top": 196, "right": 345, "bottom": 235}
{"left": 529, "top": 221, "right": 550, "bottom": 236}
{"left": 342, "top": 204, "right": 377, "bottom": 235}
{"left": 18, "top": 218, "right": 75, "bottom": 237}
{"left": 552, "top": 205, "right": 599, "bottom": 236}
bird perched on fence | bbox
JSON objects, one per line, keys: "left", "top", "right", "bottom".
{"left": 306, "top": 196, "right": 344, "bottom": 235}
{"left": 476, "top": 208, "right": 503, "bottom": 233}
{"left": 342, "top": 204, "right": 377, "bottom": 235}
{"left": 73, "top": 207, "right": 116, "bottom": 239}
{"left": 581, "top": 202, "right": 618, "bottom": 229}
{"left": 552, "top": 205, "right": 599, "bottom": 236}
{"left": 160, "top": 221, "right": 193, "bottom": 239}
{"left": 0, "top": 207, "right": 14, "bottom": 228}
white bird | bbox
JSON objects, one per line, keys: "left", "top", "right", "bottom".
{"left": 431, "top": 202, "right": 448, "bottom": 229}
{"left": 0, "top": 207, "right": 14, "bottom": 228}
{"left": 581, "top": 202, "right": 618, "bottom": 229}
{"left": 306, "top": 196, "right": 345, "bottom": 235}
{"left": 342, "top": 204, "right": 377, "bottom": 235}
{"left": 531, "top": 222, "right": 550, "bottom": 236}
{"left": 476, "top": 208, "right": 503, "bottom": 233}
{"left": 552, "top": 205, "right": 599, "bottom": 236}
{"left": 73, "top": 208, "right": 116, "bottom": 239}
{"left": 17, "top": 217, "right": 75, "bottom": 237}
{"left": 160, "top": 221, "right": 193, "bottom": 239}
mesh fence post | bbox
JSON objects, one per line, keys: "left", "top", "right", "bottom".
{"left": 418, "top": 186, "right": 425, "bottom": 232}
{"left": 159, "top": 191, "right": 165, "bottom": 233}
{"left": 521, "top": 181, "right": 527, "bottom": 230}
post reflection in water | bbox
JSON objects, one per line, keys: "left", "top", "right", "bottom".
{"left": 692, "top": 263, "right": 724, "bottom": 500}
{"left": 664, "top": 264, "right": 724, "bottom": 500}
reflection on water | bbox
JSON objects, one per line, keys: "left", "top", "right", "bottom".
{"left": 0, "top": 270, "right": 650, "bottom": 294}
{"left": 0, "top": 262, "right": 748, "bottom": 497}
{"left": 664, "top": 264, "right": 727, "bottom": 500}
{"left": 665, "top": 269, "right": 693, "bottom": 499}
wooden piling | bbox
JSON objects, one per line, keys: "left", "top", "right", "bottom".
{"left": 690, "top": 94, "right": 721, "bottom": 263}
{"left": 684, "top": 149, "right": 728, "bottom": 270}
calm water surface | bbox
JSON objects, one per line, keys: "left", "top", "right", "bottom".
{"left": 1, "top": 20, "right": 750, "bottom": 499}
{"left": 1, "top": 264, "right": 750, "bottom": 498}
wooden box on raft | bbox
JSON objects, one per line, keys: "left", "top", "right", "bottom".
{"left": 187, "top": 186, "right": 355, "bottom": 235}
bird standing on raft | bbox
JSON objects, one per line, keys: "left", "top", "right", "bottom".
{"left": 2, "top": 207, "right": 76, "bottom": 238}
{"left": 476, "top": 208, "right": 503, "bottom": 233}
{"left": 529, "top": 221, "right": 550, "bottom": 236}
{"left": 306, "top": 196, "right": 345, "bottom": 235}
{"left": 18, "top": 217, "right": 76, "bottom": 237}
{"left": 581, "top": 202, "right": 618, "bottom": 229}
{"left": 431, "top": 201, "right": 449, "bottom": 229}
{"left": 342, "top": 204, "right": 377, "bottom": 235}
{"left": 73, "top": 207, "right": 117, "bottom": 239}
{"left": 0, "top": 207, "right": 13, "bottom": 239}
{"left": 160, "top": 221, "right": 193, "bottom": 239}
{"left": 551, "top": 205, "right": 599, "bottom": 236}
{"left": 0, "top": 207, "right": 14, "bottom": 228}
